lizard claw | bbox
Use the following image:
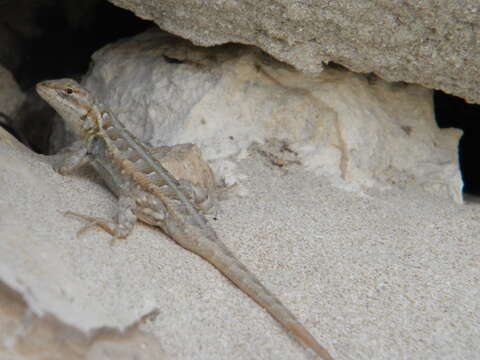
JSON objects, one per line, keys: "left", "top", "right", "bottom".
{"left": 62, "top": 210, "right": 121, "bottom": 241}
{"left": 76, "top": 220, "right": 102, "bottom": 239}
{"left": 63, "top": 210, "right": 101, "bottom": 238}
{"left": 109, "top": 235, "right": 124, "bottom": 247}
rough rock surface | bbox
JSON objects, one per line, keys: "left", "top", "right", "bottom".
{"left": 0, "top": 66, "right": 24, "bottom": 117}
{"left": 108, "top": 0, "right": 480, "bottom": 104}
{"left": 151, "top": 143, "right": 217, "bottom": 192}
{"left": 0, "top": 282, "right": 166, "bottom": 360}
{"left": 0, "top": 133, "right": 479, "bottom": 359}
{"left": 82, "top": 31, "right": 462, "bottom": 202}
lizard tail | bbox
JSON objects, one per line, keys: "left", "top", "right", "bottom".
{"left": 198, "top": 240, "right": 335, "bottom": 360}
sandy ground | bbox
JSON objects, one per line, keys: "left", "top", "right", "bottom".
{"left": 0, "top": 142, "right": 479, "bottom": 359}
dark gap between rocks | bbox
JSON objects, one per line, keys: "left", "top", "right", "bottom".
{"left": 434, "top": 90, "right": 480, "bottom": 196}
{"left": 0, "top": 0, "right": 152, "bottom": 154}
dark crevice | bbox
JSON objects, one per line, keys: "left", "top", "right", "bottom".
{"left": 434, "top": 90, "right": 480, "bottom": 196}
{"left": 0, "top": 0, "right": 152, "bottom": 154}
{"left": 14, "top": 0, "right": 152, "bottom": 90}
{"left": 163, "top": 55, "right": 184, "bottom": 64}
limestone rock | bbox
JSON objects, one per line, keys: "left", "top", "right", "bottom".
{"left": 0, "top": 129, "right": 478, "bottom": 360}
{"left": 151, "top": 143, "right": 216, "bottom": 192}
{"left": 0, "top": 136, "right": 215, "bottom": 339}
{"left": 0, "top": 284, "right": 166, "bottom": 360}
{"left": 108, "top": 0, "right": 480, "bottom": 104}
{"left": 82, "top": 31, "right": 462, "bottom": 202}
{"left": 0, "top": 65, "right": 24, "bottom": 117}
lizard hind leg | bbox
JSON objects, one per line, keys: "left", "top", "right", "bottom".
{"left": 63, "top": 196, "right": 137, "bottom": 243}
{"left": 64, "top": 210, "right": 121, "bottom": 239}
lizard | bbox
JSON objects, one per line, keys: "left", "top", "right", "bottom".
{"left": 36, "top": 78, "right": 335, "bottom": 360}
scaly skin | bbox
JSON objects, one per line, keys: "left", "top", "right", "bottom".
{"left": 36, "top": 78, "right": 334, "bottom": 360}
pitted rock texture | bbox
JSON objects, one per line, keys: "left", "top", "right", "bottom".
{"left": 1, "top": 136, "right": 480, "bottom": 359}
{"left": 108, "top": 0, "right": 480, "bottom": 104}
{"left": 0, "top": 65, "right": 24, "bottom": 117}
{"left": 82, "top": 31, "right": 462, "bottom": 202}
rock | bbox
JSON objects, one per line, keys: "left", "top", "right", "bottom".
{"left": 13, "top": 87, "right": 58, "bottom": 154}
{"left": 0, "top": 127, "right": 26, "bottom": 151}
{"left": 0, "top": 131, "right": 216, "bottom": 338}
{"left": 0, "top": 23, "right": 23, "bottom": 73}
{"left": 0, "top": 283, "right": 165, "bottom": 360}
{"left": 82, "top": 31, "right": 462, "bottom": 202}
{"left": 108, "top": 0, "right": 480, "bottom": 104}
{"left": 0, "top": 124, "right": 478, "bottom": 360}
{"left": 0, "top": 66, "right": 25, "bottom": 117}
{"left": 0, "top": 66, "right": 30, "bottom": 147}
{"left": 151, "top": 143, "right": 216, "bottom": 192}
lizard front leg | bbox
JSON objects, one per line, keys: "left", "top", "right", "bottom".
{"left": 54, "top": 141, "right": 90, "bottom": 174}
{"left": 55, "top": 143, "right": 139, "bottom": 240}
{"left": 66, "top": 196, "right": 138, "bottom": 241}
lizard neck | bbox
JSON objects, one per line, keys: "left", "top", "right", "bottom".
{"left": 79, "top": 104, "right": 103, "bottom": 141}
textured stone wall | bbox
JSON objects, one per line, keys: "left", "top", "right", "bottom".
{"left": 108, "top": 0, "right": 480, "bottom": 104}
{"left": 81, "top": 31, "right": 462, "bottom": 202}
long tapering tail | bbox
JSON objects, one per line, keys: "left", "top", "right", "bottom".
{"left": 197, "top": 239, "right": 335, "bottom": 360}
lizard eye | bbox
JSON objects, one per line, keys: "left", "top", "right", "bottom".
{"left": 65, "top": 88, "right": 73, "bottom": 95}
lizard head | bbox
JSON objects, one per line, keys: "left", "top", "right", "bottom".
{"left": 36, "top": 78, "right": 100, "bottom": 136}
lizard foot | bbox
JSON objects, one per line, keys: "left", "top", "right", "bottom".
{"left": 63, "top": 210, "right": 128, "bottom": 244}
